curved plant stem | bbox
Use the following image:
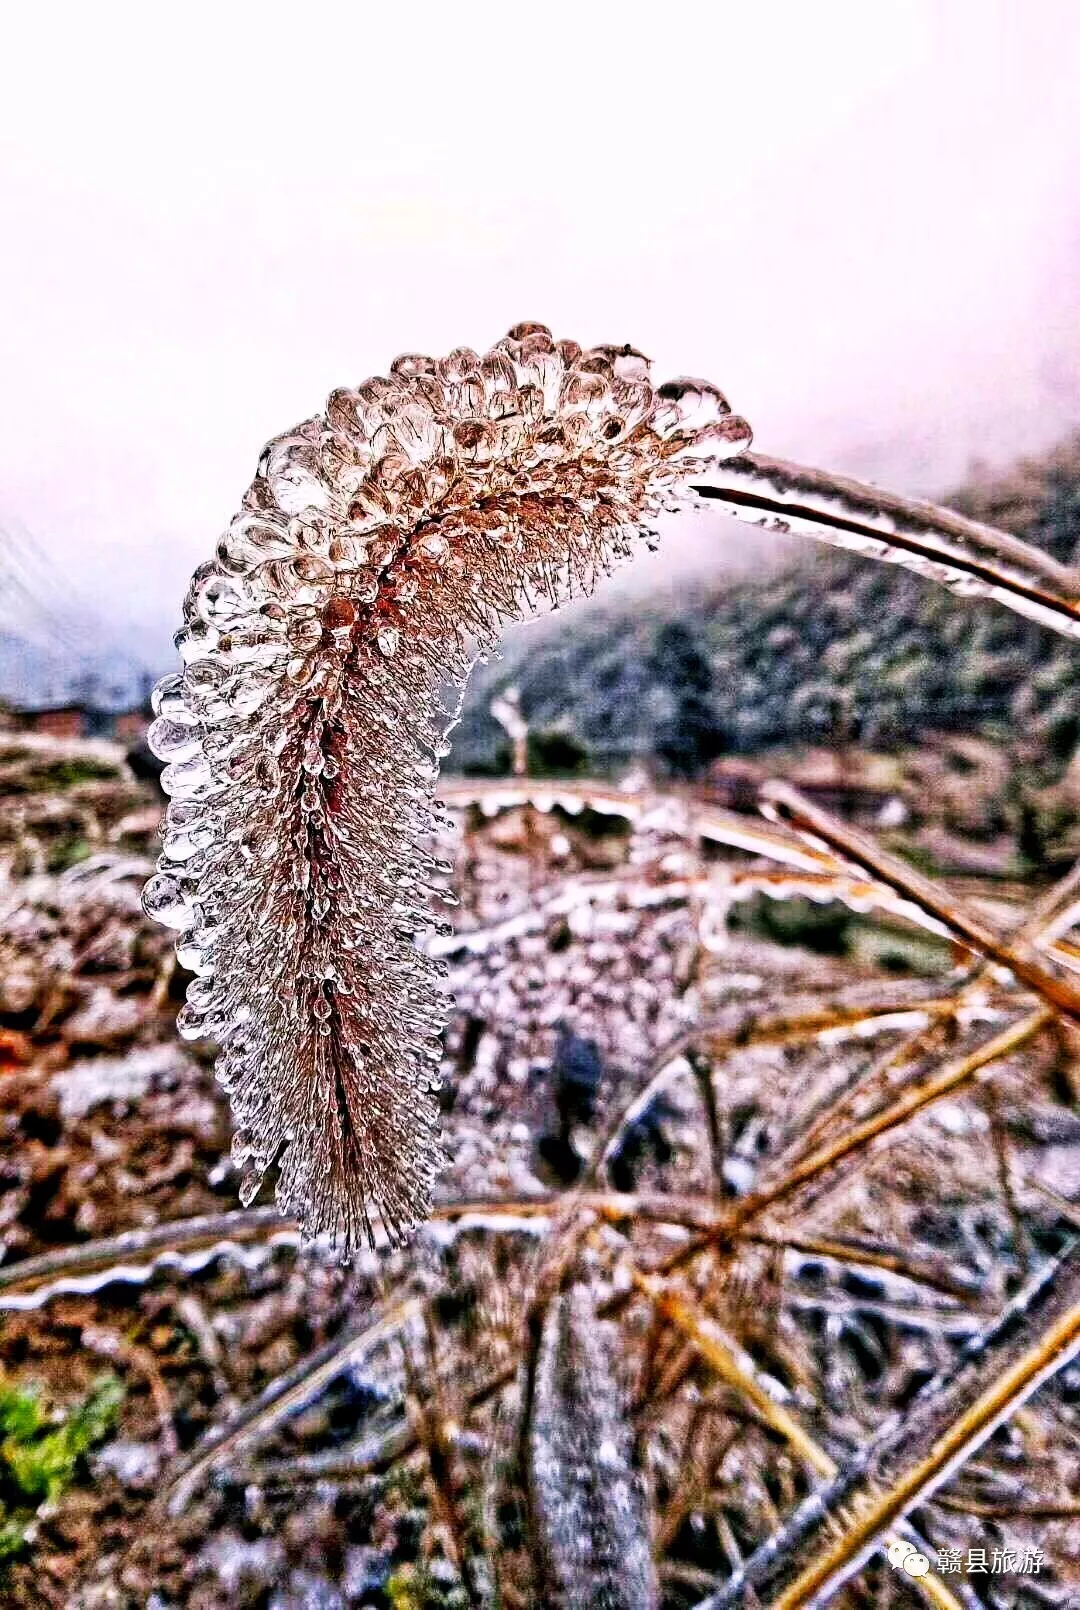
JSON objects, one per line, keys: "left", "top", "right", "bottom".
{"left": 0, "top": 1207, "right": 292, "bottom": 1304}
{"left": 693, "top": 454, "right": 1080, "bottom": 640}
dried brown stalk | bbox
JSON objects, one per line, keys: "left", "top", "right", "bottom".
{"left": 696, "top": 1244, "right": 1080, "bottom": 1609}
{"left": 402, "top": 1311, "right": 492, "bottom": 1608}
{"left": 651, "top": 1007, "right": 1053, "bottom": 1285}
{"left": 591, "top": 993, "right": 962, "bottom": 1187}
{"left": 760, "top": 781, "right": 1080, "bottom": 1019}
{"left": 634, "top": 1274, "right": 965, "bottom": 1610}
{"left": 937, "top": 1494, "right": 1080, "bottom": 1519}
{"left": 785, "top": 852, "right": 1080, "bottom": 1163}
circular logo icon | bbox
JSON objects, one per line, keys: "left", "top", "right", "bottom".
{"left": 886, "top": 1539, "right": 930, "bottom": 1577}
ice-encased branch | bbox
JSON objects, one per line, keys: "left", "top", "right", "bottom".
{"left": 695, "top": 1242, "right": 1080, "bottom": 1609}
{"left": 694, "top": 452, "right": 1080, "bottom": 639}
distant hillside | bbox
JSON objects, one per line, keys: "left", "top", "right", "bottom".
{"left": 451, "top": 435, "right": 1080, "bottom": 781}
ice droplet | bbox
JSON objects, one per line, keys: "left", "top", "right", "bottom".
{"left": 182, "top": 660, "right": 228, "bottom": 710}
{"left": 176, "top": 1005, "right": 207, "bottom": 1040}
{"left": 185, "top": 977, "right": 215, "bottom": 1011}
{"left": 142, "top": 874, "right": 195, "bottom": 930}
{"left": 175, "top": 620, "right": 220, "bottom": 664}
{"left": 151, "top": 673, "right": 198, "bottom": 724}
{"left": 265, "top": 453, "right": 332, "bottom": 516}
{"left": 228, "top": 676, "right": 273, "bottom": 715}
{"left": 239, "top": 1174, "right": 264, "bottom": 1207}
{"left": 160, "top": 753, "right": 215, "bottom": 799}
{"left": 255, "top": 753, "right": 281, "bottom": 792}
{"left": 175, "top": 932, "right": 214, "bottom": 976}
{"left": 195, "top": 572, "right": 251, "bottom": 626}
{"left": 417, "top": 532, "right": 449, "bottom": 563}
{"left": 353, "top": 571, "right": 381, "bottom": 604}
{"left": 376, "top": 626, "right": 400, "bottom": 657}
{"left": 665, "top": 415, "right": 753, "bottom": 461}
{"left": 654, "top": 377, "right": 730, "bottom": 435}
{"left": 147, "top": 717, "right": 202, "bottom": 762}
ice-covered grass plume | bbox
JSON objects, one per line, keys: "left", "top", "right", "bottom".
{"left": 142, "top": 325, "right": 750, "bottom": 1251}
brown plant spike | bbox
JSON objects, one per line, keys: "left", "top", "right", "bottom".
{"left": 141, "top": 326, "right": 752, "bottom": 1250}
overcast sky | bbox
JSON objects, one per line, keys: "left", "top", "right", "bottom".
{"left": 1, "top": 2, "right": 1079, "bottom": 666}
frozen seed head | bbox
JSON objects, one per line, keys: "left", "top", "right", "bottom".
{"left": 142, "top": 325, "right": 751, "bottom": 1251}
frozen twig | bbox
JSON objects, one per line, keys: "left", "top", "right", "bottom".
{"left": 651, "top": 1007, "right": 1054, "bottom": 1283}
{"left": 635, "top": 1273, "right": 964, "bottom": 1610}
{"left": 760, "top": 781, "right": 1080, "bottom": 1020}
{"left": 695, "top": 1242, "right": 1080, "bottom": 1609}
{"left": 694, "top": 453, "right": 1080, "bottom": 639}
{"left": 159, "top": 1298, "right": 421, "bottom": 1515}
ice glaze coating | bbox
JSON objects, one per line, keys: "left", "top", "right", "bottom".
{"left": 142, "top": 325, "right": 751, "bottom": 1250}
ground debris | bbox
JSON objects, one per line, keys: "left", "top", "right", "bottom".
{"left": 0, "top": 748, "right": 1076, "bottom": 1606}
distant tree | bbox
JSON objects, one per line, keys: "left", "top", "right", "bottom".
{"left": 1034, "top": 465, "right": 1080, "bottom": 566}
{"left": 651, "top": 622, "right": 713, "bottom": 694}
{"left": 650, "top": 622, "right": 727, "bottom": 779}
{"left": 527, "top": 730, "right": 589, "bottom": 777}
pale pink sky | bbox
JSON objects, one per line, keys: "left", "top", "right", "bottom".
{"left": 1, "top": 2, "right": 1079, "bottom": 658}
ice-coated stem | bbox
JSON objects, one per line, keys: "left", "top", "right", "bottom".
{"left": 694, "top": 452, "right": 1080, "bottom": 638}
